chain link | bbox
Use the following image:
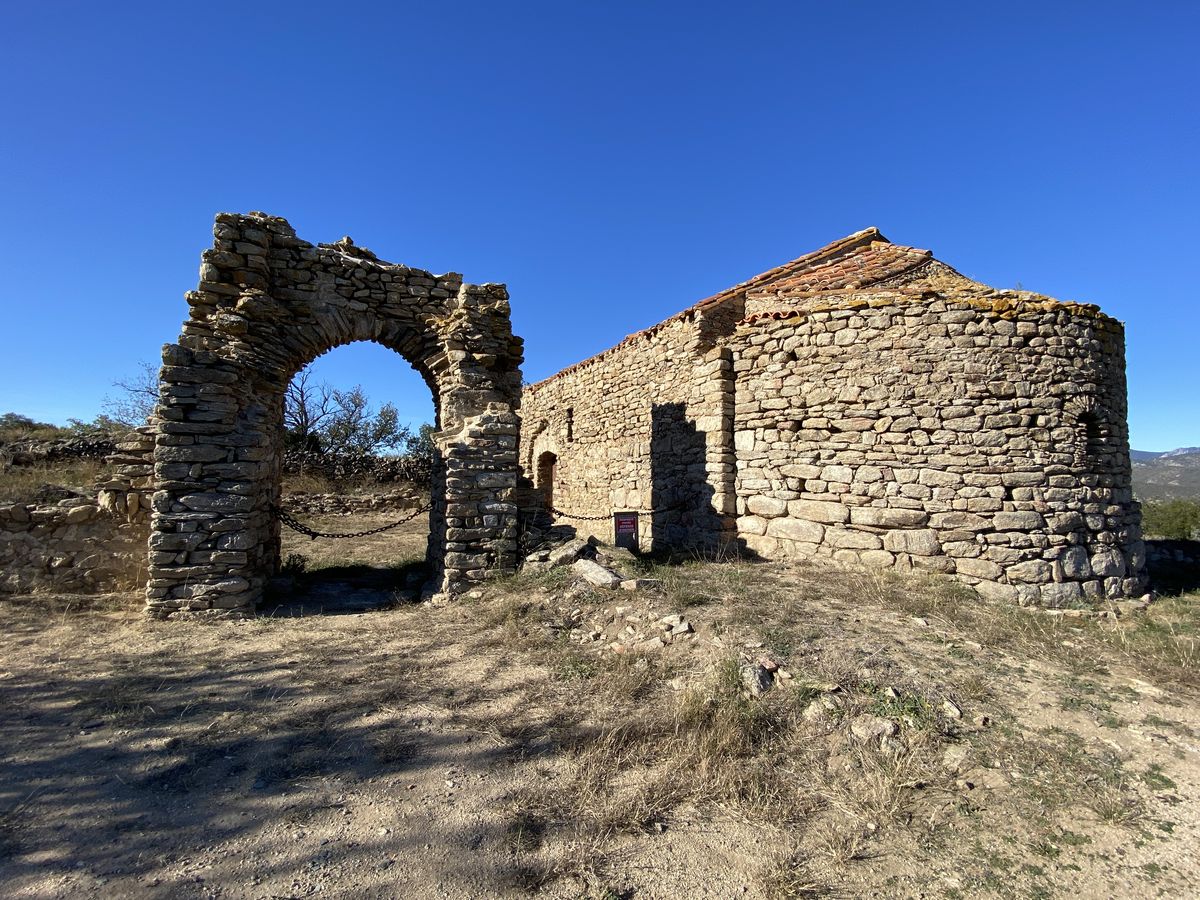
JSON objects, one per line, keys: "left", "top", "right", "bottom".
{"left": 548, "top": 506, "right": 613, "bottom": 521}
{"left": 272, "top": 503, "right": 431, "bottom": 540}
{"left": 547, "top": 497, "right": 697, "bottom": 521}
{"left": 275, "top": 496, "right": 698, "bottom": 538}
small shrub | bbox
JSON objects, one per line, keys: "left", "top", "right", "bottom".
{"left": 1141, "top": 499, "right": 1200, "bottom": 540}
{"left": 281, "top": 553, "right": 308, "bottom": 576}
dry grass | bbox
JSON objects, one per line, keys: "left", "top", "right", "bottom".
{"left": 0, "top": 454, "right": 412, "bottom": 505}
{"left": 715, "top": 559, "right": 1200, "bottom": 690}
{"left": 0, "top": 458, "right": 113, "bottom": 503}
{"left": 278, "top": 511, "right": 429, "bottom": 573}
{"left": 468, "top": 552, "right": 1196, "bottom": 895}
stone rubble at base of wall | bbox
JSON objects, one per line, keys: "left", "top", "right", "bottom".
{"left": 520, "top": 280, "right": 1148, "bottom": 607}
{"left": 0, "top": 429, "right": 154, "bottom": 595}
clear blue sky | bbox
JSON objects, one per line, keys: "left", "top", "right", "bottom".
{"left": 1, "top": 1, "right": 1196, "bottom": 450}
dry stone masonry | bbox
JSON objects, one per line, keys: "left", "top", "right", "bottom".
{"left": 0, "top": 429, "right": 153, "bottom": 594}
{"left": 147, "top": 213, "right": 524, "bottom": 617}
{"left": 521, "top": 229, "right": 1147, "bottom": 606}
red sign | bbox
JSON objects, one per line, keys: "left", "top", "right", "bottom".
{"left": 613, "top": 511, "right": 639, "bottom": 550}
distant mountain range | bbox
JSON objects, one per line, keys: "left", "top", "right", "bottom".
{"left": 1131, "top": 447, "right": 1200, "bottom": 500}
{"left": 1131, "top": 447, "right": 1200, "bottom": 462}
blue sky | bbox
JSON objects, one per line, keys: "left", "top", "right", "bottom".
{"left": 1, "top": 1, "right": 1196, "bottom": 450}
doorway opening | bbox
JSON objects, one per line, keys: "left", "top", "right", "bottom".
{"left": 536, "top": 451, "right": 558, "bottom": 512}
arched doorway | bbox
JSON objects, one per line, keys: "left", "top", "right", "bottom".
{"left": 146, "top": 212, "right": 524, "bottom": 617}
{"left": 536, "top": 451, "right": 557, "bottom": 512}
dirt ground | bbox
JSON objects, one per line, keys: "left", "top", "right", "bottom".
{"left": 1, "top": 513, "right": 1198, "bottom": 899}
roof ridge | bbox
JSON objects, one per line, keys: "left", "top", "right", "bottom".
{"left": 751, "top": 240, "right": 934, "bottom": 297}
{"left": 692, "top": 226, "right": 887, "bottom": 312}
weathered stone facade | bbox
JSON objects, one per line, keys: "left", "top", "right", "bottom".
{"left": 147, "top": 212, "right": 524, "bottom": 616}
{"left": 521, "top": 229, "right": 1147, "bottom": 605}
{"left": 1, "top": 429, "right": 153, "bottom": 594}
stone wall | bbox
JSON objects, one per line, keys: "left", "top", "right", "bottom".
{"left": 148, "top": 212, "right": 524, "bottom": 617}
{"left": 521, "top": 311, "right": 735, "bottom": 553}
{"left": 732, "top": 294, "right": 1145, "bottom": 606}
{"left": 0, "top": 430, "right": 154, "bottom": 594}
{"left": 520, "top": 229, "right": 1147, "bottom": 605}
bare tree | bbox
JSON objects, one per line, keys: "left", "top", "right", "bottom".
{"left": 101, "top": 361, "right": 159, "bottom": 427}
{"left": 284, "top": 366, "right": 411, "bottom": 455}
{"left": 284, "top": 366, "right": 336, "bottom": 443}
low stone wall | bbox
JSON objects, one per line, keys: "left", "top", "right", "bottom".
{"left": 1146, "top": 539, "right": 1200, "bottom": 568}
{"left": 0, "top": 491, "right": 149, "bottom": 594}
{"left": 1, "top": 434, "right": 117, "bottom": 465}
{"left": 0, "top": 429, "right": 154, "bottom": 595}
{"left": 1145, "top": 539, "right": 1200, "bottom": 595}
{"left": 283, "top": 448, "right": 433, "bottom": 485}
{"left": 282, "top": 490, "right": 425, "bottom": 516}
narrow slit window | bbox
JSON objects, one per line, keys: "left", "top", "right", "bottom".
{"left": 1079, "top": 411, "right": 1105, "bottom": 456}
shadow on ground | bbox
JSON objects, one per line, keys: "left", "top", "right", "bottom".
{"left": 0, "top": 593, "right": 577, "bottom": 898}
{"left": 1146, "top": 538, "right": 1200, "bottom": 595}
{"left": 260, "top": 560, "right": 428, "bottom": 617}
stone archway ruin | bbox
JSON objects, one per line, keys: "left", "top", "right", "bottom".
{"left": 146, "top": 212, "right": 524, "bottom": 617}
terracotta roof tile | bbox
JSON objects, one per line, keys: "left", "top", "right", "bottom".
{"left": 691, "top": 227, "right": 889, "bottom": 311}
{"left": 759, "top": 241, "right": 932, "bottom": 296}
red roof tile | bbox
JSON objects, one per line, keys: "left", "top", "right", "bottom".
{"left": 760, "top": 241, "right": 932, "bottom": 296}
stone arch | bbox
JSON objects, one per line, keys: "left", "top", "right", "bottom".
{"left": 146, "top": 212, "right": 525, "bottom": 617}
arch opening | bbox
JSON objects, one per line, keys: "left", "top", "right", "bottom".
{"left": 264, "top": 342, "right": 442, "bottom": 598}
{"left": 536, "top": 450, "right": 558, "bottom": 512}
{"left": 146, "top": 212, "right": 524, "bottom": 618}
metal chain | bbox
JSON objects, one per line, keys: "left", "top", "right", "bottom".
{"left": 276, "top": 496, "right": 697, "bottom": 538}
{"left": 549, "top": 506, "right": 613, "bottom": 521}
{"left": 272, "top": 503, "right": 431, "bottom": 541}
{"left": 547, "top": 497, "right": 697, "bottom": 521}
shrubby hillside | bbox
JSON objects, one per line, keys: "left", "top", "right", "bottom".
{"left": 1132, "top": 447, "right": 1200, "bottom": 501}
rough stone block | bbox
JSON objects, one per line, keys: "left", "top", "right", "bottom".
{"left": 746, "top": 496, "right": 787, "bottom": 518}
{"left": 1006, "top": 559, "right": 1051, "bottom": 583}
{"left": 766, "top": 517, "right": 825, "bottom": 544}
{"left": 954, "top": 557, "right": 1002, "bottom": 580}
{"left": 850, "top": 507, "right": 929, "bottom": 528}
{"left": 929, "top": 511, "right": 989, "bottom": 531}
{"left": 737, "top": 515, "right": 768, "bottom": 536}
{"left": 787, "top": 499, "right": 849, "bottom": 524}
{"left": 1090, "top": 549, "right": 1125, "bottom": 578}
{"left": 571, "top": 558, "right": 622, "bottom": 588}
{"left": 994, "top": 511, "right": 1045, "bottom": 531}
{"left": 882, "top": 529, "right": 941, "bottom": 556}
{"left": 824, "top": 527, "right": 883, "bottom": 550}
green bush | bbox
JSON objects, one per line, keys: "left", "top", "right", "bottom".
{"left": 1141, "top": 499, "right": 1200, "bottom": 540}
